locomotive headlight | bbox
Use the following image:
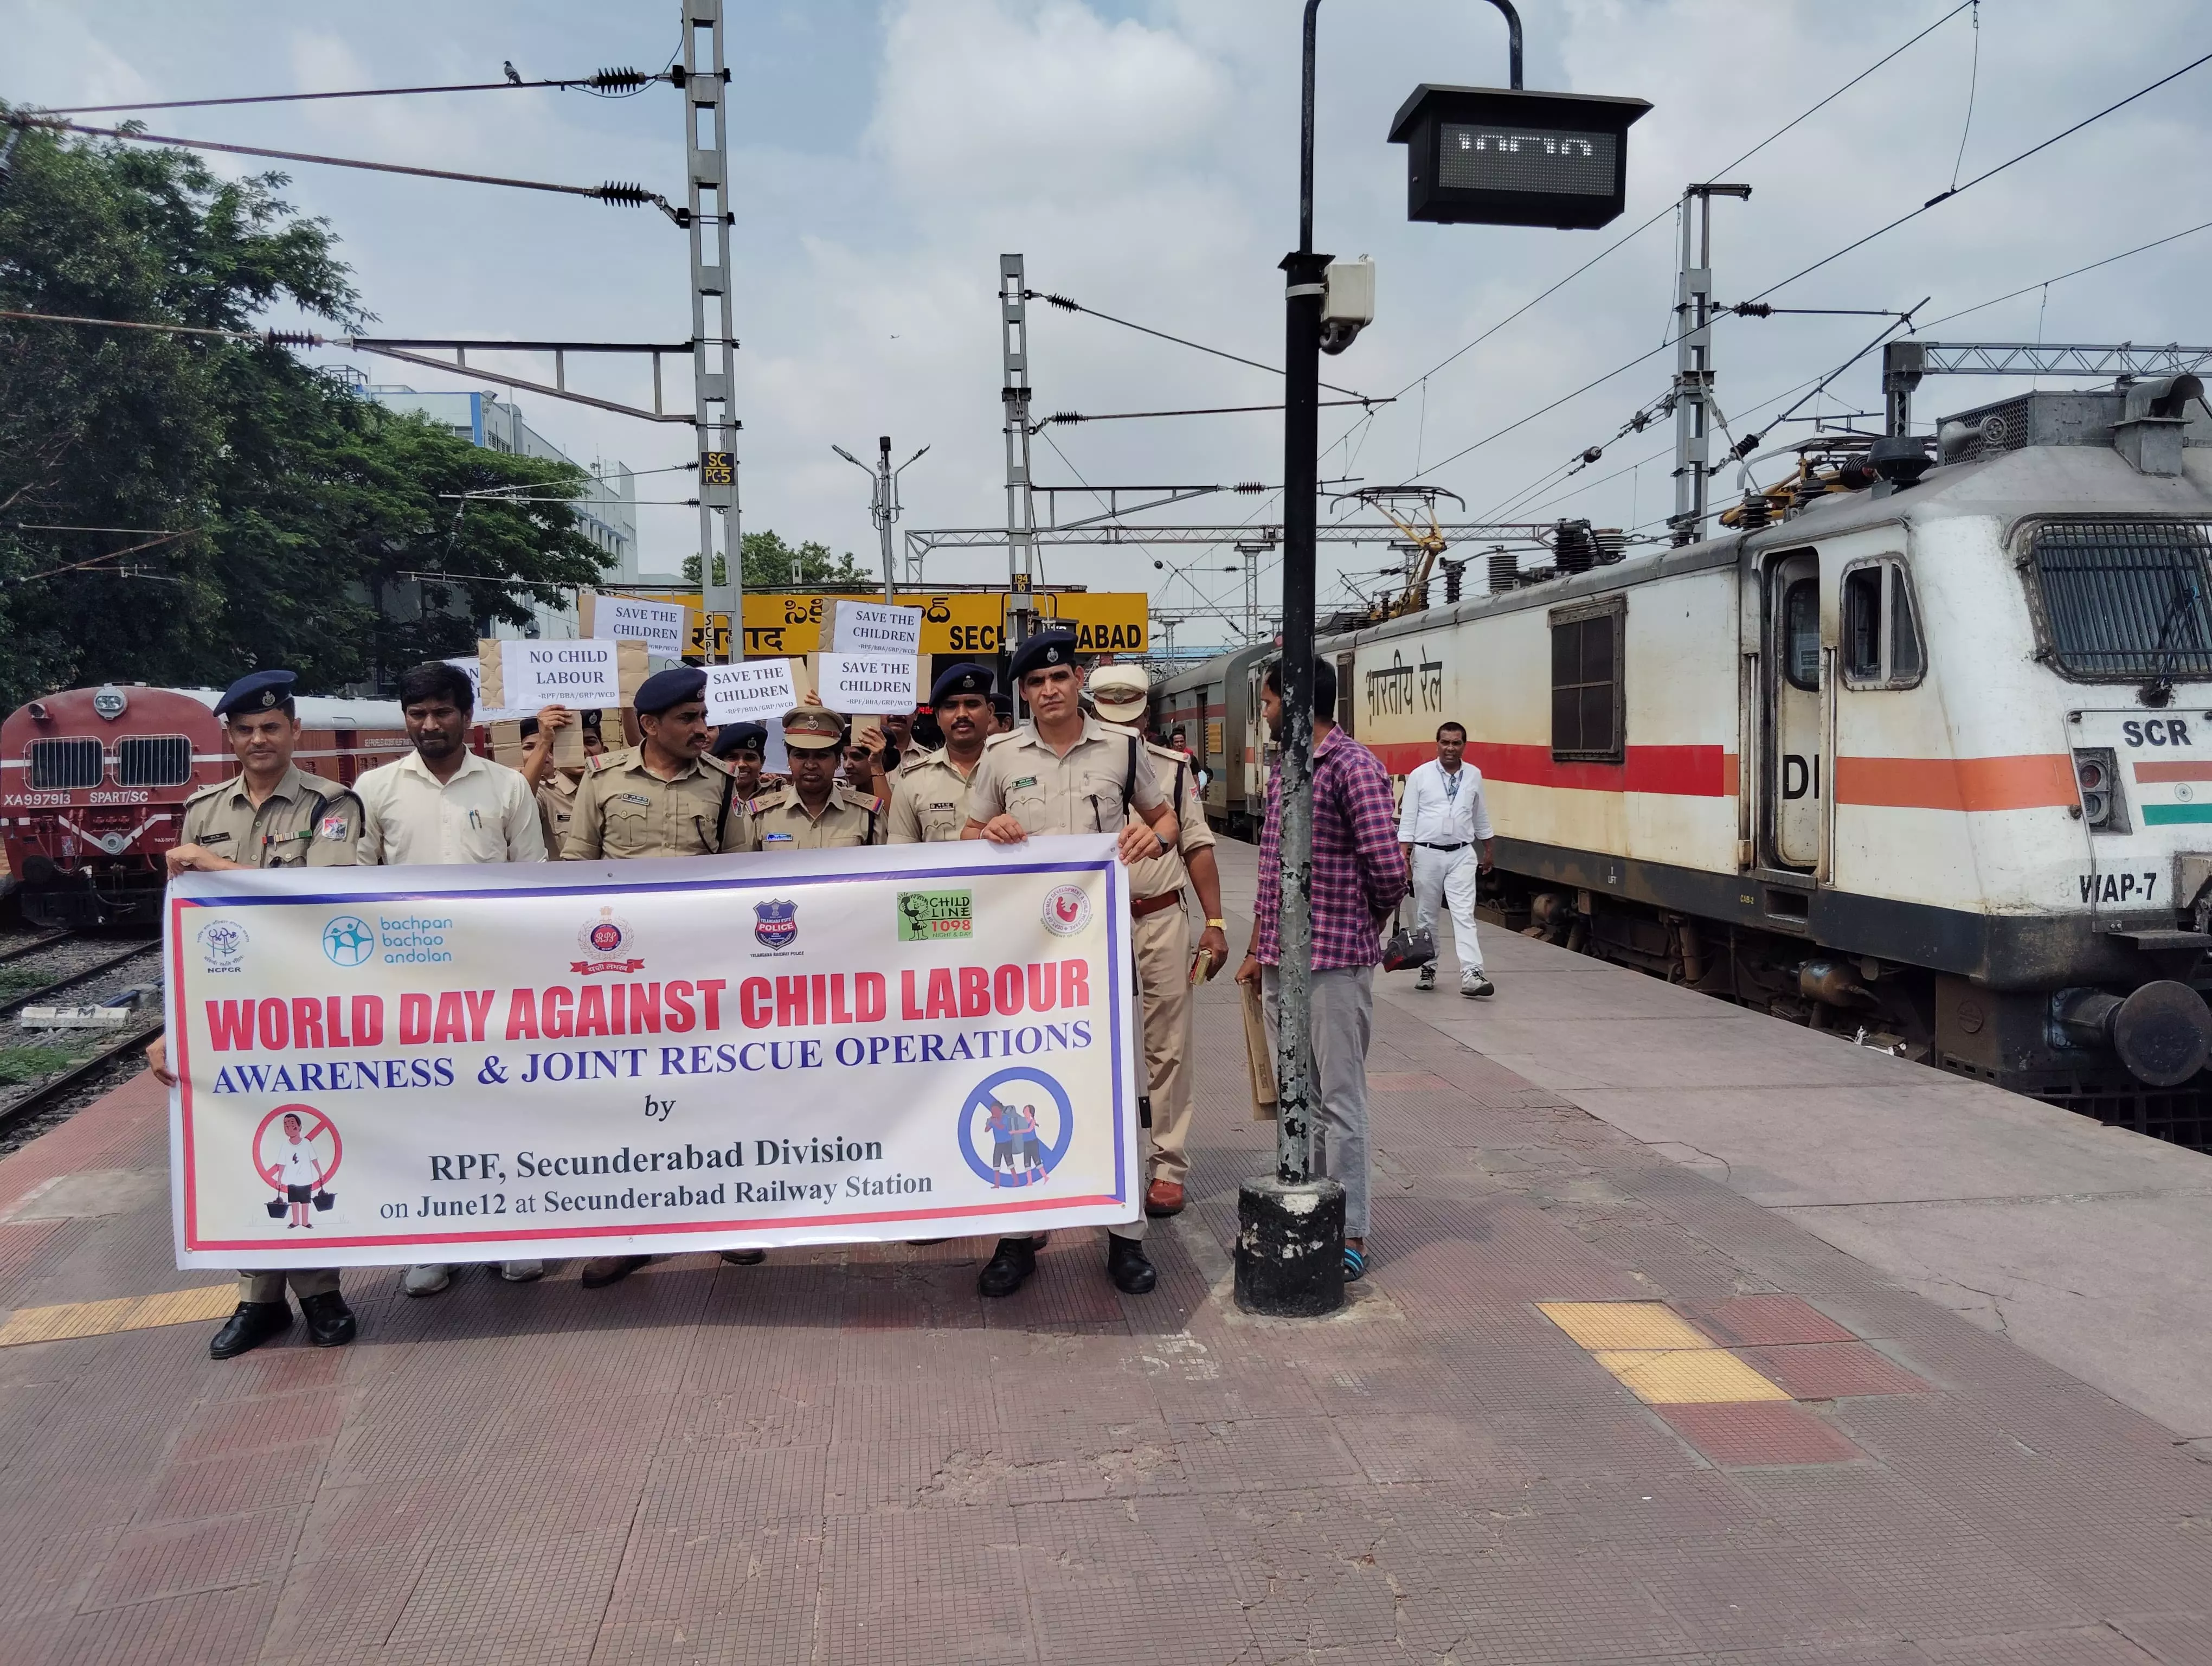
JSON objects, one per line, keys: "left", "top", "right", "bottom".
{"left": 2073, "top": 747, "right": 2124, "bottom": 831}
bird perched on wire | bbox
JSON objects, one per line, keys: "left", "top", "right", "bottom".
{"left": 503, "top": 60, "right": 522, "bottom": 85}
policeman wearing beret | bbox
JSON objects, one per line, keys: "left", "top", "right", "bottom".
{"left": 712, "top": 720, "right": 771, "bottom": 805}
{"left": 562, "top": 667, "right": 743, "bottom": 862}
{"left": 962, "top": 629, "right": 1180, "bottom": 1298}
{"left": 889, "top": 662, "right": 996, "bottom": 844}
{"left": 735, "top": 704, "right": 890, "bottom": 851}
{"left": 988, "top": 691, "right": 1015, "bottom": 733}
{"left": 147, "top": 670, "right": 361, "bottom": 1358}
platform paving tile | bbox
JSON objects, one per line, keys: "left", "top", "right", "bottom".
{"left": 12, "top": 899, "right": 2212, "bottom": 1663}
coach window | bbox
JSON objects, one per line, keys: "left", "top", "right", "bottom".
{"left": 1549, "top": 595, "right": 1625, "bottom": 764}
{"left": 1840, "top": 558, "right": 1925, "bottom": 690}
{"left": 1783, "top": 576, "right": 1822, "bottom": 691}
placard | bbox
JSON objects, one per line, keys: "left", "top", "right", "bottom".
{"left": 445, "top": 657, "right": 532, "bottom": 725}
{"left": 164, "top": 838, "right": 1139, "bottom": 1265}
{"left": 819, "top": 652, "right": 918, "bottom": 715}
{"left": 824, "top": 599, "right": 923, "bottom": 657}
{"left": 704, "top": 658, "right": 796, "bottom": 725}
{"left": 586, "top": 594, "right": 688, "bottom": 659}
{"left": 499, "top": 639, "right": 623, "bottom": 710}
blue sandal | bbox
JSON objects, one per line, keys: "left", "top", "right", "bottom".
{"left": 1343, "top": 1244, "right": 1367, "bottom": 1283}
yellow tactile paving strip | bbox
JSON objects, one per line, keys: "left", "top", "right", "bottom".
{"left": 0, "top": 1283, "right": 235, "bottom": 1348}
{"left": 1539, "top": 1300, "right": 1793, "bottom": 1405}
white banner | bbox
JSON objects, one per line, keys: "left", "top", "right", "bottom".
{"left": 704, "top": 659, "right": 796, "bottom": 726}
{"left": 445, "top": 657, "right": 532, "bottom": 724}
{"left": 828, "top": 600, "right": 923, "bottom": 657}
{"left": 819, "top": 652, "right": 918, "bottom": 715}
{"left": 500, "top": 639, "right": 623, "bottom": 710}
{"left": 596, "top": 596, "right": 687, "bottom": 659}
{"left": 165, "top": 838, "right": 1139, "bottom": 1266}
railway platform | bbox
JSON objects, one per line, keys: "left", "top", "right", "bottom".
{"left": 1, "top": 838, "right": 2209, "bottom": 1665}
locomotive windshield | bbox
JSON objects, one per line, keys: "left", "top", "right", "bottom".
{"left": 2029, "top": 519, "right": 2212, "bottom": 681}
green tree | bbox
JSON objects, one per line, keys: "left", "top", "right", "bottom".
{"left": 0, "top": 117, "right": 604, "bottom": 706}
{"left": 685, "top": 530, "right": 876, "bottom": 591}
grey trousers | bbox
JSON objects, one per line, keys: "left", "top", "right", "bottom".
{"left": 1259, "top": 964, "right": 1375, "bottom": 1238}
{"left": 240, "top": 1268, "right": 339, "bottom": 1304}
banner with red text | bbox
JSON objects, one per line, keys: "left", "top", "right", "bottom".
{"left": 165, "top": 837, "right": 1139, "bottom": 1267}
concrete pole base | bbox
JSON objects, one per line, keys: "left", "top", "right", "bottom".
{"left": 1234, "top": 1176, "right": 1346, "bottom": 1317}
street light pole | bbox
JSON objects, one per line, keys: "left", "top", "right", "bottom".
{"left": 1237, "top": 0, "right": 1531, "bottom": 1320}
{"left": 834, "top": 436, "right": 928, "bottom": 606}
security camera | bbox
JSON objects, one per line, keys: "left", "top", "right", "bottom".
{"left": 1320, "top": 257, "right": 1374, "bottom": 357}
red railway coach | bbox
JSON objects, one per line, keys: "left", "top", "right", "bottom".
{"left": 1, "top": 683, "right": 415, "bottom": 931}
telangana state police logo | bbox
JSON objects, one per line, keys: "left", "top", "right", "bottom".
{"left": 1040, "top": 883, "right": 1091, "bottom": 937}
{"left": 753, "top": 898, "right": 799, "bottom": 949}
{"left": 321, "top": 917, "right": 374, "bottom": 967}
{"left": 957, "top": 1066, "right": 1075, "bottom": 1189}
{"left": 196, "top": 919, "right": 248, "bottom": 970}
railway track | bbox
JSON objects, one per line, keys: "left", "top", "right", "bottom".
{"left": 0, "top": 934, "right": 166, "bottom": 1150}
{"left": 0, "top": 1020, "right": 164, "bottom": 1139}
{"left": 0, "top": 941, "right": 161, "bottom": 1023}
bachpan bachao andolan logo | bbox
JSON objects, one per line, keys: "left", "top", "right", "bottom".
{"left": 321, "top": 917, "right": 374, "bottom": 968}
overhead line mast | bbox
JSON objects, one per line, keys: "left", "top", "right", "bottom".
{"left": 684, "top": 0, "right": 741, "bottom": 663}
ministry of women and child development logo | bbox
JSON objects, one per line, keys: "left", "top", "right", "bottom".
{"left": 1040, "top": 884, "right": 1091, "bottom": 937}
{"left": 956, "top": 1066, "right": 1075, "bottom": 1189}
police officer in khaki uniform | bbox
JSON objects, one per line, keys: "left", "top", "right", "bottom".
{"left": 889, "top": 663, "right": 995, "bottom": 844}
{"left": 1087, "top": 664, "right": 1231, "bottom": 1219}
{"left": 711, "top": 720, "right": 770, "bottom": 801}
{"left": 562, "top": 668, "right": 743, "bottom": 862}
{"left": 519, "top": 706, "right": 609, "bottom": 858}
{"left": 145, "top": 670, "right": 361, "bottom": 1359}
{"left": 736, "top": 704, "right": 889, "bottom": 850}
{"left": 963, "top": 629, "right": 1179, "bottom": 1299}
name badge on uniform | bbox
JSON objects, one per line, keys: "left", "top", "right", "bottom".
{"left": 200, "top": 831, "right": 232, "bottom": 844}
{"left": 618, "top": 793, "right": 652, "bottom": 806}
{"left": 318, "top": 815, "right": 349, "bottom": 840}
{"left": 766, "top": 832, "right": 794, "bottom": 844}
{"left": 1011, "top": 777, "right": 1037, "bottom": 790}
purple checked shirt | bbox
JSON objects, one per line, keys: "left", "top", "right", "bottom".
{"left": 1254, "top": 727, "right": 1409, "bottom": 970}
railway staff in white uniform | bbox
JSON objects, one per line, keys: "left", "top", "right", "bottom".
{"left": 1396, "top": 721, "right": 1495, "bottom": 998}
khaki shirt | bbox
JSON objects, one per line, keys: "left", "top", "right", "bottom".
{"left": 179, "top": 765, "right": 362, "bottom": 870}
{"left": 535, "top": 771, "right": 581, "bottom": 860}
{"left": 737, "top": 783, "right": 888, "bottom": 851}
{"left": 888, "top": 747, "right": 983, "bottom": 844}
{"left": 1124, "top": 740, "right": 1216, "bottom": 901}
{"left": 964, "top": 716, "right": 1169, "bottom": 837}
{"left": 562, "top": 746, "right": 740, "bottom": 860}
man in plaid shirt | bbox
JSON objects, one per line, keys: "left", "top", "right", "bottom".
{"left": 1236, "top": 657, "right": 1407, "bottom": 1280}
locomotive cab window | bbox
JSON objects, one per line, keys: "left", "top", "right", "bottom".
{"left": 1783, "top": 577, "right": 1821, "bottom": 691}
{"left": 1841, "top": 558, "right": 1925, "bottom": 689}
{"left": 1550, "top": 595, "right": 1625, "bottom": 763}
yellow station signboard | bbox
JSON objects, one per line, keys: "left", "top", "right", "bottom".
{"left": 634, "top": 591, "right": 1149, "bottom": 660}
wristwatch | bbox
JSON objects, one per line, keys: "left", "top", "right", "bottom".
{"left": 1206, "top": 918, "right": 1227, "bottom": 928}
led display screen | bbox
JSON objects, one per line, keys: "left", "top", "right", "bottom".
{"left": 1437, "top": 124, "right": 1616, "bottom": 196}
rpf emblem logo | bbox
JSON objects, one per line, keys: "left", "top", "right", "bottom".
{"left": 572, "top": 906, "right": 645, "bottom": 975}
{"left": 753, "top": 899, "right": 799, "bottom": 950}
{"left": 321, "top": 916, "right": 374, "bottom": 967}
{"left": 196, "top": 919, "right": 248, "bottom": 971}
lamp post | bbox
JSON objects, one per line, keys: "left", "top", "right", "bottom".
{"left": 833, "top": 436, "right": 929, "bottom": 605}
{"left": 1235, "top": 0, "right": 1649, "bottom": 1317}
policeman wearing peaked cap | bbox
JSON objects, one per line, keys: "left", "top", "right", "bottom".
{"left": 150, "top": 667, "right": 362, "bottom": 1359}
{"left": 733, "top": 703, "right": 888, "bottom": 853}
{"left": 890, "top": 663, "right": 996, "bottom": 844}
{"left": 561, "top": 662, "right": 742, "bottom": 863}
{"left": 963, "top": 629, "right": 1180, "bottom": 1300}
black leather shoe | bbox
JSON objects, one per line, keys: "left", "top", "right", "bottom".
{"left": 298, "top": 1290, "right": 357, "bottom": 1348}
{"left": 1107, "top": 1236, "right": 1156, "bottom": 1295}
{"left": 209, "top": 1300, "right": 292, "bottom": 1360}
{"left": 719, "top": 1248, "right": 766, "bottom": 1266}
{"left": 976, "top": 1236, "right": 1037, "bottom": 1298}
{"left": 580, "top": 1255, "right": 650, "bottom": 1288}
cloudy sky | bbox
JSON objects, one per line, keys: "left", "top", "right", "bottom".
{"left": 9, "top": 0, "right": 2209, "bottom": 650}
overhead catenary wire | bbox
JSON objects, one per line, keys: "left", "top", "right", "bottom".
{"left": 23, "top": 121, "right": 679, "bottom": 219}
{"left": 35, "top": 68, "right": 661, "bottom": 116}
{"left": 1750, "top": 44, "right": 2212, "bottom": 302}
{"left": 1027, "top": 290, "right": 1375, "bottom": 403}
{"left": 1918, "top": 215, "right": 2212, "bottom": 329}
{"left": 1038, "top": 398, "right": 1386, "bottom": 430}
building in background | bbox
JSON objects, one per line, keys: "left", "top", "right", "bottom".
{"left": 360, "top": 383, "right": 644, "bottom": 640}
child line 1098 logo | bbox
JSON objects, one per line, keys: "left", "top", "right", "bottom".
{"left": 897, "top": 889, "right": 973, "bottom": 941}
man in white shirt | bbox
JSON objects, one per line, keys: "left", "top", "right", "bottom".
{"left": 1395, "top": 720, "right": 1495, "bottom": 998}
{"left": 354, "top": 660, "right": 548, "bottom": 1293}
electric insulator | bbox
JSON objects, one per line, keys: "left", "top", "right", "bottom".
{"left": 1553, "top": 518, "right": 1597, "bottom": 575}
{"left": 1234, "top": 482, "right": 1264, "bottom": 494}
{"left": 1738, "top": 489, "right": 1771, "bottom": 529}
{"left": 1047, "top": 411, "right": 1083, "bottom": 425}
{"left": 1487, "top": 548, "right": 1518, "bottom": 594}
{"left": 594, "top": 181, "right": 654, "bottom": 207}
{"left": 1442, "top": 560, "right": 1465, "bottom": 604}
{"left": 589, "top": 66, "right": 651, "bottom": 90}
{"left": 261, "top": 329, "right": 320, "bottom": 349}
{"left": 1581, "top": 446, "right": 1603, "bottom": 465}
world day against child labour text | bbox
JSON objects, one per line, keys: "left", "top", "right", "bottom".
{"left": 164, "top": 837, "right": 1140, "bottom": 1268}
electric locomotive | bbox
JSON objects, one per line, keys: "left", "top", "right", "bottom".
{"left": 0, "top": 683, "right": 409, "bottom": 931}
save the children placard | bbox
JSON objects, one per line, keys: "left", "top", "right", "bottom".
{"left": 165, "top": 838, "right": 1140, "bottom": 1267}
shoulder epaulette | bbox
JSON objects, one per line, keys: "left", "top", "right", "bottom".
{"left": 699, "top": 752, "right": 735, "bottom": 778}
{"left": 183, "top": 777, "right": 231, "bottom": 805}
{"left": 837, "top": 784, "right": 885, "bottom": 811}
{"left": 897, "top": 747, "right": 945, "bottom": 776}
{"left": 587, "top": 748, "right": 626, "bottom": 774}
{"left": 746, "top": 786, "right": 791, "bottom": 813}
{"left": 983, "top": 729, "right": 1022, "bottom": 748}
{"left": 1142, "top": 739, "right": 1183, "bottom": 762}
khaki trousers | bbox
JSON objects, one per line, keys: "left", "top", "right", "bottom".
{"left": 240, "top": 1268, "right": 340, "bottom": 1304}
{"left": 1133, "top": 900, "right": 1195, "bottom": 1186}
